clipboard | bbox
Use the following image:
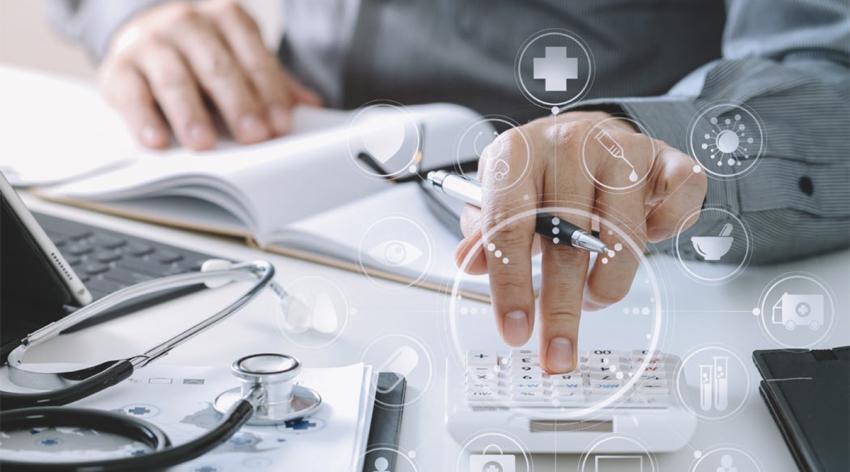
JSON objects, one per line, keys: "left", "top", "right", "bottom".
{"left": 363, "top": 373, "right": 407, "bottom": 472}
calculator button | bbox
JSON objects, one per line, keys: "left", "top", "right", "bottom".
{"left": 468, "top": 351, "right": 497, "bottom": 367}
{"left": 467, "top": 390, "right": 501, "bottom": 402}
{"left": 511, "top": 349, "right": 537, "bottom": 358}
{"left": 636, "top": 384, "right": 670, "bottom": 396}
{"left": 512, "top": 381, "right": 544, "bottom": 391}
{"left": 468, "top": 367, "right": 498, "bottom": 382}
{"left": 511, "top": 390, "right": 547, "bottom": 402}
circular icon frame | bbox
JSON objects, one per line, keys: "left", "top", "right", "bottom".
{"left": 688, "top": 103, "right": 765, "bottom": 179}
{"left": 357, "top": 215, "right": 434, "bottom": 289}
{"left": 578, "top": 435, "right": 657, "bottom": 472}
{"left": 674, "top": 207, "right": 752, "bottom": 284}
{"left": 277, "top": 275, "right": 351, "bottom": 350}
{"left": 690, "top": 446, "right": 762, "bottom": 472}
{"left": 447, "top": 206, "right": 666, "bottom": 420}
{"left": 755, "top": 272, "right": 836, "bottom": 348}
{"left": 455, "top": 116, "right": 532, "bottom": 194}
{"left": 454, "top": 431, "right": 532, "bottom": 472}
{"left": 360, "top": 334, "right": 434, "bottom": 408}
{"left": 347, "top": 101, "right": 422, "bottom": 179}
{"left": 580, "top": 116, "right": 657, "bottom": 192}
{"left": 515, "top": 29, "right": 595, "bottom": 108}
{"left": 675, "top": 346, "right": 751, "bottom": 422}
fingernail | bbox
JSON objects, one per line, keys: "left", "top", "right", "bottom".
{"left": 140, "top": 125, "right": 165, "bottom": 147}
{"left": 503, "top": 310, "right": 529, "bottom": 346}
{"left": 188, "top": 123, "right": 215, "bottom": 148}
{"left": 268, "top": 105, "right": 291, "bottom": 135}
{"left": 238, "top": 113, "right": 270, "bottom": 142}
{"left": 546, "top": 337, "right": 574, "bottom": 373}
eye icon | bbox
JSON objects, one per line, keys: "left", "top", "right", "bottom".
{"left": 368, "top": 240, "right": 423, "bottom": 267}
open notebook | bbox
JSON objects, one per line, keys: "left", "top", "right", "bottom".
{"left": 37, "top": 100, "right": 496, "bottom": 297}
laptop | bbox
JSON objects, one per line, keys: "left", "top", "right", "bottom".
{"left": 0, "top": 172, "right": 215, "bottom": 362}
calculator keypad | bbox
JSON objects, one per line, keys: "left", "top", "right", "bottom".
{"left": 465, "top": 349, "right": 674, "bottom": 409}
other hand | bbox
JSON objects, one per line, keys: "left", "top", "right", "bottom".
{"left": 99, "top": 0, "right": 321, "bottom": 150}
{"left": 455, "top": 111, "right": 707, "bottom": 373}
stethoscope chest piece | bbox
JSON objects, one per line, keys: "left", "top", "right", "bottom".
{"left": 213, "top": 353, "right": 322, "bottom": 426}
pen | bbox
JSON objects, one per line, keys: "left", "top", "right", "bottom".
{"left": 426, "top": 170, "right": 609, "bottom": 254}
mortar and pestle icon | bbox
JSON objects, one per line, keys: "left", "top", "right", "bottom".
{"left": 691, "top": 223, "right": 734, "bottom": 261}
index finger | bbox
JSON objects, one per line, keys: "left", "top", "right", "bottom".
{"left": 479, "top": 130, "right": 539, "bottom": 348}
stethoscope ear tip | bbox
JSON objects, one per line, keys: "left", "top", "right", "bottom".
{"left": 200, "top": 259, "right": 236, "bottom": 288}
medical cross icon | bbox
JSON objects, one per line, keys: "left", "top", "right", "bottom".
{"left": 533, "top": 47, "right": 578, "bottom": 92}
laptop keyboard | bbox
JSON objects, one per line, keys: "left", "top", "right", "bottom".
{"left": 34, "top": 212, "right": 216, "bottom": 329}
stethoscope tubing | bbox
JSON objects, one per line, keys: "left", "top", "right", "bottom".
{"left": 1, "top": 260, "right": 275, "bottom": 406}
{"left": 0, "top": 399, "right": 254, "bottom": 471}
{"left": 0, "top": 359, "right": 133, "bottom": 410}
{"left": 0, "top": 260, "right": 280, "bottom": 471}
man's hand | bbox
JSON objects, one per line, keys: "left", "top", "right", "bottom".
{"left": 456, "top": 111, "right": 707, "bottom": 373}
{"left": 99, "top": 0, "right": 321, "bottom": 150}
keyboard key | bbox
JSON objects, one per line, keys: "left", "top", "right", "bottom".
{"left": 67, "top": 243, "right": 93, "bottom": 256}
{"left": 104, "top": 268, "right": 153, "bottom": 286}
{"left": 155, "top": 251, "right": 183, "bottom": 264}
{"left": 93, "top": 234, "right": 126, "bottom": 249}
{"left": 128, "top": 244, "right": 154, "bottom": 257}
{"left": 64, "top": 256, "right": 81, "bottom": 266}
{"left": 87, "top": 276, "right": 124, "bottom": 295}
{"left": 117, "top": 257, "right": 170, "bottom": 276}
{"left": 95, "top": 250, "right": 123, "bottom": 263}
{"left": 83, "top": 263, "right": 109, "bottom": 275}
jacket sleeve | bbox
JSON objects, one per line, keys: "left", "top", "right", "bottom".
{"left": 573, "top": 0, "right": 850, "bottom": 264}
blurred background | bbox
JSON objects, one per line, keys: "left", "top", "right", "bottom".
{"left": 0, "top": 0, "right": 283, "bottom": 80}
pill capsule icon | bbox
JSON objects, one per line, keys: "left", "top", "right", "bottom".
{"left": 376, "top": 346, "right": 420, "bottom": 394}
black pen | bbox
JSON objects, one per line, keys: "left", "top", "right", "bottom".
{"left": 426, "top": 170, "right": 608, "bottom": 254}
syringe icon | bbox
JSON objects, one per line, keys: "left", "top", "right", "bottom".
{"left": 594, "top": 129, "right": 639, "bottom": 182}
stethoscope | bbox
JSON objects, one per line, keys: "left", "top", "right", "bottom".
{"left": 0, "top": 259, "right": 322, "bottom": 471}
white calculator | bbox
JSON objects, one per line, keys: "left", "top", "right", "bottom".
{"left": 446, "top": 348, "right": 696, "bottom": 453}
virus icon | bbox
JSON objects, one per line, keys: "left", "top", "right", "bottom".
{"left": 701, "top": 113, "right": 755, "bottom": 168}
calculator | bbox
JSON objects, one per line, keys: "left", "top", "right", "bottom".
{"left": 446, "top": 348, "right": 696, "bottom": 453}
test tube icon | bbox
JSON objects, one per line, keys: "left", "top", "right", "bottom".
{"left": 699, "top": 364, "right": 713, "bottom": 411}
{"left": 713, "top": 357, "right": 729, "bottom": 412}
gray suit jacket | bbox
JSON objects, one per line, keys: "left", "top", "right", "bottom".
{"left": 49, "top": 0, "right": 850, "bottom": 263}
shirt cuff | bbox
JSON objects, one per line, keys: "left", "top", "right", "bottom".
{"left": 49, "top": 0, "right": 171, "bottom": 61}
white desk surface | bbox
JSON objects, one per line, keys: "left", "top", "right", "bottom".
{"left": 19, "top": 195, "right": 849, "bottom": 472}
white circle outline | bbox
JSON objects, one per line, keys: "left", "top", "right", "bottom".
{"left": 674, "top": 346, "right": 751, "bottom": 422}
{"left": 360, "top": 334, "right": 434, "bottom": 408}
{"left": 363, "top": 447, "right": 419, "bottom": 472}
{"left": 690, "top": 446, "right": 762, "bottom": 472}
{"left": 515, "top": 30, "right": 594, "bottom": 108}
{"left": 580, "top": 117, "right": 657, "bottom": 192}
{"left": 276, "top": 275, "right": 351, "bottom": 350}
{"left": 456, "top": 116, "right": 532, "bottom": 194}
{"left": 454, "top": 431, "right": 533, "bottom": 472}
{"left": 756, "top": 272, "right": 836, "bottom": 348}
{"left": 674, "top": 207, "right": 751, "bottom": 283}
{"left": 448, "top": 207, "right": 665, "bottom": 420}
{"left": 346, "top": 102, "right": 422, "bottom": 179}
{"left": 688, "top": 103, "right": 765, "bottom": 179}
{"left": 578, "top": 435, "right": 657, "bottom": 472}
{"left": 356, "top": 215, "right": 434, "bottom": 289}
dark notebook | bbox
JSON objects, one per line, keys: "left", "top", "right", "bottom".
{"left": 753, "top": 346, "right": 850, "bottom": 472}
